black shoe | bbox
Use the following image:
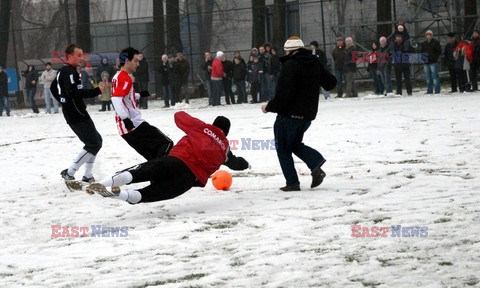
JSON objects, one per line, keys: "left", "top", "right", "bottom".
{"left": 99, "top": 109, "right": 106, "bottom": 112}
{"left": 61, "top": 169, "right": 75, "bottom": 181}
{"left": 162, "top": 105, "right": 170, "bottom": 108}
{"left": 82, "top": 176, "right": 95, "bottom": 184}
{"left": 280, "top": 185, "right": 301, "bottom": 192}
{"left": 311, "top": 166, "right": 326, "bottom": 188}
{"left": 448, "top": 90, "right": 458, "bottom": 93}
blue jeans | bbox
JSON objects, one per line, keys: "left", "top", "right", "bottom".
{"left": 274, "top": 116, "right": 326, "bottom": 187}
{"left": 321, "top": 87, "right": 330, "bottom": 99}
{"left": 211, "top": 79, "right": 223, "bottom": 106}
{"left": 379, "top": 67, "right": 392, "bottom": 94}
{"left": 204, "top": 79, "right": 213, "bottom": 105}
{"left": 334, "top": 69, "right": 344, "bottom": 97}
{"left": 369, "top": 68, "right": 383, "bottom": 95}
{"left": 424, "top": 63, "right": 441, "bottom": 93}
{"left": 0, "top": 95, "right": 10, "bottom": 116}
{"left": 27, "top": 87, "right": 39, "bottom": 113}
{"left": 44, "top": 87, "right": 59, "bottom": 113}
{"left": 234, "top": 80, "right": 247, "bottom": 103}
{"left": 162, "top": 84, "right": 172, "bottom": 106}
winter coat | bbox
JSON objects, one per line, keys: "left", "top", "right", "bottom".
{"left": 99, "top": 80, "right": 112, "bottom": 102}
{"left": 270, "top": 54, "right": 281, "bottom": 76}
{"left": 201, "top": 59, "right": 213, "bottom": 80}
{"left": 247, "top": 61, "right": 262, "bottom": 83}
{"left": 233, "top": 60, "right": 247, "bottom": 81}
{"left": 367, "top": 50, "right": 379, "bottom": 72}
{"left": 177, "top": 59, "right": 190, "bottom": 85}
{"left": 377, "top": 44, "right": 392, "bottom": 71}
{"left": 344, "top": 45, "right": 358, "bottom": 73}
{"left": 169, "top": 61, "right": 181, "bottom": 86}
{"left": 313, "top": 49, "right": 328, "bottom": 68}
{"left": 96, "top": 60, "right": 115, "bottom": 82}
{"left": 420, "top": 38, "right": 442, "bottom": 64}
{"left": 169, "top": 112, "right": 230, "bottom": 187}
{"left": 134, "top": 57, "right": 149, "bottom": 82}
{"left": 265, "top": 48, "right": 337, "bottom": 121}
{"left": 159, "top": 62, "right": 170, "bottom": 85}
{"left": 444, "top": 40, "right": 459, "bottom": 69}
{"left": 332, "top": 45, "right": 346, "bottom": 71}
{"left": 40, "top": 69, "right": 57, "bottom": 89}
{"left": 471, "top": 37, "right": 480, "bottom": 64}
{"left": 24, "top": 68, "right": 38, "bottom": 89}
{"left": 0, "top": 71, "right": 8, "bottom": 96}
{"left": 454, "top": 42, "right": 473, "bottom": 70}
{"left": 391, "top": 39, "right": 414, "bottom": 70}
{"left": 211, "top": 58, "right": 224, "bottom": 80}
{"left": 222, "top": 60, "right": 234, "bottom": 80}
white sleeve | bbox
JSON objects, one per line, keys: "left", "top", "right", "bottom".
{"left": 111, "top": 97, "right": 129, "bottom": 119}
{"left": 135, "top": 93, "right": 141, "bottom": 100}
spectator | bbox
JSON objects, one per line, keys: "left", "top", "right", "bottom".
{"left": 258, "top": 45, "right": 267, "bottom": 101}
{"left": 211, "top": 51, "right": 225, "bottom": 106}
{"left": 391, "top": 33, "right": 413, "bottom": 96}
{"left": 453, "top": 37, "right": 473, "bottom": 93}
{"left": 233, "top": 56, "right": 247, "bottom": 103}
{"left": 247, "top": 54, "right": 262, "bottom": 103}
{"left": 395, "top": 22, "right": 411, "bottom": 41}
{"left": 332, "top": 37, "right": 346, "bottom": 98}
{"left": 98, "top": 71, "right": 112, "bottom": 111}
{"left": 469, "top": 30, "right": 480, "bottom": 91}
{"left": 159, "top": 54, "right": 173, "bottom": 108}
{"left": 311, "top": 40, "right": 331, "bottom": 99}
{"left": 222, "top": 54, "right": 235, "bottom": 104}
{"left": 262, "top": 42, "right": 275, "bottom": 102}
{"left": 378, "top": 36, "right": 393, "bottom": 95}
{"left": 0, "top": 66, "right": 9, "bottom": 117}
{"left": 135, "top": 52, "right": 149, "bottom": 109}
{"left": 176, "top": 52, "right": 190, "bottom": 104}
{"left": 96, "top": 56, "right": 114, "bottom": 82}
{"left": 444, "top": 32, "right": 459, "bottom": 93}
{"left": 343, "top": 37, "right": 358, "bottom": 97}
{"left": 368, "top": 41, "right": 383, "bottom": 95}
{"left": 270, "top": 47, "right": 281, "bottom": 98}
{"left": 168, "top": 54, "right": 181, "bottom": 106}
{"left": 23, "top": 65, "right": 39, "bottom": 114}
{"left": 200, "top": 52, "right": 213, "bottom": 105}
{"left": 421, "top": 30, "right": 442, "bottom": 94}
{"left": 39, "top": 62, "right": 59, "bottom": 113}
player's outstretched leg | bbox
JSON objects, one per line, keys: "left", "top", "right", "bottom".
{"left": 86, "top": 183, "right": 120, "bottom": 197}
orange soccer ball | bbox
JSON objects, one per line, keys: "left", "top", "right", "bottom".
{"left": 211, "top": 170, "right": 233, "bottom": 190}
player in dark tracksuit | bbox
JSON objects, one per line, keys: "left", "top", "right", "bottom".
{"left": 50, "top": 44, "right": 104, "bottom": 183}
{"left": 79, "top": 112, "right": 250, "bottom": 204}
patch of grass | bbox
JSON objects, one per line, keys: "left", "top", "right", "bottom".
{"left": 373, "top": 217, "right": 391, "bottom": 224}
{"left": 230, "top": 257, "right": 245, "bottom": 267}
{"left": 434, "top": 218, "right": 452, "bottom": 224}
{"left": 130, "top": 273, "right": 207, "bottom": 288}
{"left": 194, "top": 220, "right": 241, "bottom": 232}
{"left": 466, "top": 278, "right": 479, "bottom": 286}
{"left": 405, "top": 174, "right": 415, "bottom": 179}
{"left": 438, "top": 261, "right": 453, "bottom": 266}
{"left": 345, "top": 255, "right": 358, "bottom": 263}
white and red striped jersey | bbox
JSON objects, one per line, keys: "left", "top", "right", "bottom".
{"left": 111, "top": 70, "right": 144, "bottom": 135}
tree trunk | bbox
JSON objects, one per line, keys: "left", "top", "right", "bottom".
{"left": 75, "top": 0, "right": 91, "bottom": 52}
{"left": 153, "top": 0, "right": 165, "bottom": 98}
{"left": 0, "top": 0, "right": 11, "bottom": 67}
{"left": 64, "top": 0, "right": 72, "bottom": 44}
{"left": 251, "top": 0, "right": 266, "bottom": 48}
{"left": 377, "top": 0, "right": 391, "bottom": 38}
{"left": 166, "top": 0, "right": 183, "bottom": 54}
{"left": 195, "top": 0, "right": 214, "bottom": 54}
{"left": 336, "top": 0, "right": 347, "bottom": 35}
{"left": 464, "top": 0, "right": 477, "bottom": 36}
{"left": 272, "top": 0, "right": 286, "bottom": 49}
{"left": 11, "top": 0, "right": 24, "bottom": 62}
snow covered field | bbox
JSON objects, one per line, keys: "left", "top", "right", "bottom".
{"left": 0, "top": 92, "right": 479, "bottom": 287}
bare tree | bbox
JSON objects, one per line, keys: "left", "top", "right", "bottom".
{"left": 335, "top": 0, "right": 347, "bottom": 35}
{"left": 465, "top": 0, "right": 477, "bottom": 35}
{"left": 75, "top": 0, "right": 91, "bottom": 52}
{"left": 252, "top": 0, "right": 266, "bottom": 48}
{"left": 166, "top": 0, "right": 183, "bottom": 54}
{"left": 195, "top": 0, "right": 214, "bottom": 54}
{"left": 376, "top": 0, "right": 391, "bottom": 38}
{"left": 272, "top": 0, "right": 286, "bottom": 49}
{"left": 153, "top": 0, "right": 165, "bottom": 98}
{"left": 0, "top": 0, "right": 11, "bottom": 67}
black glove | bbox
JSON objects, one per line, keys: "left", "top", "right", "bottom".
{"left": 123, "top": 118, "right": 134, "bottom": 130}
{"left": 140, "top": 90, "right": 150, "bottom": 98}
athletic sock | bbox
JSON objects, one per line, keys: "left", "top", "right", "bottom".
{"left": 99, "top": 172, "right": 133, "bottom": 187}
{"left": 115, "top": 189, "right": 141, "bottom": 204}
{"left": 68, "top": 150, "right": 95, "bottom": 176}
{"left": 83, "top": 155, "right": 96, "bottom": 178}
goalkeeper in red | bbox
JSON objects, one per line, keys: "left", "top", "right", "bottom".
{"left": 80, "top": 111, "right": 250, "bottom": 204}
{"left": 112, "top": 47, "right": 173, "bottom": 160}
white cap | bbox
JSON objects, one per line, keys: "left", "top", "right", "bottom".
{"left": 216, "top": 51, "right": 224, "bottom": 58}
{"left": 284, "top": 36, "right": 305, "bottom": 51}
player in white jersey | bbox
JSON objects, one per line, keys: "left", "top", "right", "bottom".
{"left": 111, "top": 47, "right": 173, "bottom": 160}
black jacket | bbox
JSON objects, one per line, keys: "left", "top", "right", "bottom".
{"left": 159, "top": 62, "right": 170, "bottom": 85}
{"left": 344, "top": 45, "right": 358, "bottom": 72}
{"left": 420, "top": 38, "right": 442, "bottom": 64}
{"left": 265, "top": 48, "right": 337, "bottom": 121}
{"left": 222, "top": 60, "right": 234, "bottom": 79}
{"left": 134, "top": 58, "right": 149, "bottom": 82}
{"left": 332, "top": 45, "right": 346, "bottom": 70}
{"left": 233, "top": 60, "right": 247, "bottom": 81}
{"left": 444, "top": 40, "right": 458, "bottom": 69}
{"left": 24, "top": 68, "right": 38, "bottom": 89}
{"left": 391, "top": 40, "right": 413, "bottom": 69}
{"left": 50, "top": 64, "right": 101, "bottom": 124}
{"left": 177, "top": 59, "right": 190, "bottom": 85}
{"left": 0, "top": 71, "right": 8, "bottom": 96}
{"left": 200, "top": 59, "right": 213, "bottom": 80}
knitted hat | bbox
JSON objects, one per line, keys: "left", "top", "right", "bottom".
{"left": 425, "top": 30, "right": 433, "bottom": 36}
{"left": 213, "top": 116, "right": 230, "bottom": 136}
{"left": 216, "top": 51, "right": 224, "bottom": 58}
{"left": 310, "top": 41, "right": 319, "bottom": 48}
{"left": 284, "top": 36, "right": 305, "bottom": 51}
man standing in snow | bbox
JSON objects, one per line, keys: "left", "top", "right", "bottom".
{"left": 421, "top": 30, "right": 442, "bottom": 94}
{"left": 73, "top": 112, "right": 250, "bottom": 204}
{"left": 261, "top": 36, "right": 336, "bottom": 191}
{"left": 40, "top": 62, "right": 59, "bottom": 113}
{"left": 50, "top": 44, "right": 105, "bottom": 183}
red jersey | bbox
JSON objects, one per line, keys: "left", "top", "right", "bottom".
{"left": 211, "top": 58, "right": 224, "bottom": 79}
{"left": 169, "top": 111, "right": 229, "bottom": 186}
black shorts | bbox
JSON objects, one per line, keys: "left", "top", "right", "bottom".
{"left": 69, "top": 118, "right": 102, "bottom": 155}
{"left": 121, "top": 121, "right": 173, "bottom": 161}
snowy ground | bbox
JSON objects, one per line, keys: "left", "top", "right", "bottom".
{"left": 0, "top": 91, "right": 479, "bottom": 288}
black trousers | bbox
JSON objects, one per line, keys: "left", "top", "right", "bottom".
{"left": 126, "top": 156, "right": 196, "bottom": 203}
{"left": 448, "top": 67, "right": 458, "bottom": 92}
{"left": 69, "top": 117, "right": 102, "bottom": 155}
{"left": 250, "top": 81, "right": 260, "bottom": 103}
{"left": 470, "top": 63, "right": 478, "bottom": 91}
{"left": 456, "top": 69, "right": 468, "bottom": 92}
{"left": 394, "top": 67, "right": 412, "bottom": 95}
{"left": 223, "top": 78, "right": 235, "bottom": 104}
{"left": 121, "top": 121, "right": 173, "bottom": 161}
